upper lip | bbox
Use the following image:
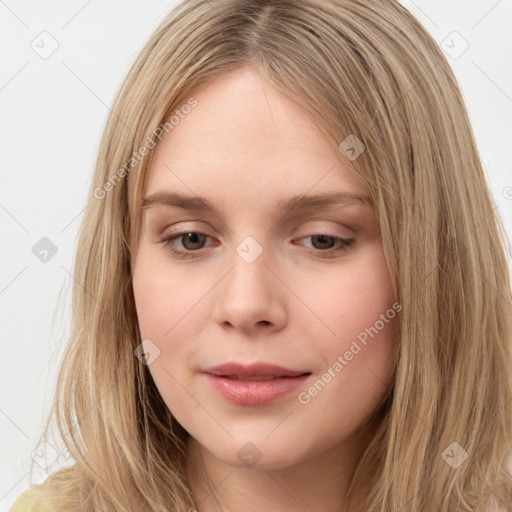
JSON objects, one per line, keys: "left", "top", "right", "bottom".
{"left": 203, "top": 362, "right": 310, "bottom": 378}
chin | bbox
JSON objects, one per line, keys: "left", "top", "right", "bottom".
{"left": 205, "top": 438, "right": 305, "bottom": 471}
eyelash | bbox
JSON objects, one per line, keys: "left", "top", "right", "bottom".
{"left": 159, "top": 231, "right": 356, "bottom": 260}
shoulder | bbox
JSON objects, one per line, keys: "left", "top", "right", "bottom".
{"left": 9, "top": 487, "right": 46, "bottom": 512}
{"left": 10, "top": 465, "right": 82, "bottom": 512}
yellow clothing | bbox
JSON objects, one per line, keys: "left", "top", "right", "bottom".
{"left": 9, "top": 488, "right": 44, "bottom": 512}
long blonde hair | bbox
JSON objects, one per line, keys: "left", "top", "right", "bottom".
{"left": 27, "top": 0, "right": 512, "bottom": 510}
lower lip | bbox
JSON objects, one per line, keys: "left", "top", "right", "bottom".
{"left": 204, "top": 373, "right": 310, "bottom": 406}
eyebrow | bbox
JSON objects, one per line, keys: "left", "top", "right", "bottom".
{"left": 142, "top": 190, "right": 372, "bottom": 214}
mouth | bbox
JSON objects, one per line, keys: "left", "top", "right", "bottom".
{"left": 202, "top": 362, "right": 312, "bottom": 406}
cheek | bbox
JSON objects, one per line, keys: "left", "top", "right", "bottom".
{"left": 305, "top": 243, "right": 395, "bottom": 341}
{"left": 299, "top": 255, "right": 397, "bottom": 437}
{"left": 303, "top": 243, "right": 398, "bottom": 403}
{"left": 131, "top": 255, "right": 201, "bottom": 407}
{"left": 132, "top": 249, "right": 203, "bottom": 339}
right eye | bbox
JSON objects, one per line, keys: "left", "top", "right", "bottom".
{"left": 159, "top": 231, "right": 214, "bottom": 259}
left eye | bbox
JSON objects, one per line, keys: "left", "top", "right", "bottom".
{"left": 159, "top": 232, "right": 356, "bottom": 259}
{"left": 301, "top": 234, "right": 354, "bottom": 252}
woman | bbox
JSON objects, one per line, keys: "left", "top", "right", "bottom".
{"left": 10, "top": 0, "right": 512, "bottom": 510}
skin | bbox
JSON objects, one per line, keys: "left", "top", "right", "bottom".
{"left": 131, "top": 65, "right": 398, "bottom": 512}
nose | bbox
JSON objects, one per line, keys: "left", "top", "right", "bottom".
{"left": 212, "top": 242, "right": 287, "bottom": 334}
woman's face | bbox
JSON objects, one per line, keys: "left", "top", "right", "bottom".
{"left": 131, "top": 66, "right": 398, "bottom": 471}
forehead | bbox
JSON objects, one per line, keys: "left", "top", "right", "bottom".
{"left": 144, "top": 66, "right": 368, "bottom": 212}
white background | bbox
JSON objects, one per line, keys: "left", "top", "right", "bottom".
{"left": 0, "top": 1, "right": 511, "bottom": 510}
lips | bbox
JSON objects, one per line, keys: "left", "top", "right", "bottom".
{"left": 203, "top": 363, "right": 312, "bottom": 406}
{"left": 203, "top": 362, "right": 310, "bottom": 380}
